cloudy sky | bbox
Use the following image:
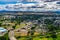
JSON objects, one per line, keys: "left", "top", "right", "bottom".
{"left": 0, "top": 0, "right": 59, "bottom": 12}
{"left": 0, "top": 0, "right": 59, "bottom": 2}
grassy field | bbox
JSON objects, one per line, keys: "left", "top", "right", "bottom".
{"left": 56, "top": 34, "right": 60, "bottom": 40}
{"left": 16, "top": 33, "right": 60, "bottom": 40}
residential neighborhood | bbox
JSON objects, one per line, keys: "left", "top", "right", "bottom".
{"left": 0, "top": 12, "right": 60, "bottom": 40}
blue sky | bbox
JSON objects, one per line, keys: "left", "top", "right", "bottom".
{"left": 0, "top": 0, "right": 24, "bottom": 4}
{"left": 0, "top": 0, "right": 20, "bottom": 2}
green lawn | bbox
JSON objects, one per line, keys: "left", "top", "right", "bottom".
{"left": 17, "top": 34, "right": 60, "bottom": 40}
{"left": 15, "top": 23, "right": 26, "bottom": 29}
{"left": 56, "top": 34, "right": 60, "bottom": 40}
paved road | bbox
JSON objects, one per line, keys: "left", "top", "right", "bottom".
{"left": 9, "top": 30, "right": 17, "bottom": 40}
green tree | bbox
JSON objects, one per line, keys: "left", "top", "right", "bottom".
{"left": 0, "top": 22, "right": 2, "bottom": 27}
{"left": 0, "top": 32, "right": 9, "bottom": 40}
{"left": 44, "top": 19, "right": 53, "bottom": 24}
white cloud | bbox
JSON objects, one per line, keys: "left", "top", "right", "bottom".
{"left": 0, "top": 1, "right": 59, "bottom": 11}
